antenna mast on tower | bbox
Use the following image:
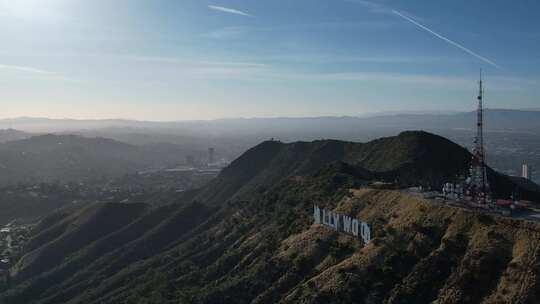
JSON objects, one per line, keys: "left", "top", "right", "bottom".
{"left": 468, "top": 69, "right": 489, "bottom": 203}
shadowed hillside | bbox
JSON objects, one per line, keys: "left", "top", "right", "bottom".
{"left": 0, "top": 129, "right": 31, "bottom": 143}
{"left": 0, "top": 134, "right": 200, "bottom": 185}
{"left": 199, "top": 131, "right": 538, "bottom": 203}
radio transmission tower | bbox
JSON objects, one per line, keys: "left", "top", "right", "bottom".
{"left": 468, "top": 70, "right": 489, "bottom": 203}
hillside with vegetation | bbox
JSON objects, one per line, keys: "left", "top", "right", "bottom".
{"left": 0, "top": 134, "right": 206, "bottom": 185}
{"left": 0, "top": 129, "right": 31, "bottom": 143}
{"left": 2, "top": 131, "right": 540, "bottom": 304}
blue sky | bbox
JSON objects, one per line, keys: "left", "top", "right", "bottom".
{"left": 0, "top": 0, "right": 539, "bottom": 120}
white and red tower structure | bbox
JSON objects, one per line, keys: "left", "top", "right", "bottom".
{"left": 468, "top": 70, "right": 490, "bottom": 203}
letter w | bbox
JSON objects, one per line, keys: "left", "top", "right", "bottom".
{"left": 343, "top": 216, "right": 352, "bottom": 233}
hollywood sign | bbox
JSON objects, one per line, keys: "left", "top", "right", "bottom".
{"left": 313, "top": 205, "right": 371, "bottom": 244}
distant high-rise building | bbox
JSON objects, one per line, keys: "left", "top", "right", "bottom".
{"left": 208, "top": 148, "right": 215, "bottom": 164}
{"left": 522, "top": 164, "right": 530, "bottom": 179}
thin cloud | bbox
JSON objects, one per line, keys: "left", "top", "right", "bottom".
{"left": 289, "top": 71, "right": 472, "bottom": 86}
{"left": 0, "top": 64, "right": 56, "bottom": 75}
{"left": 0, "top": 64, "right": 79, "bottom": 83}
{"left": 126, "top": 56, "right": 268, "bottom": 80}
{"left": 392, "top": 10, "right": 501, "bottom": 69}
{"left": 130, "top": 56, "right": 266, "bottom": 68}
{"left": 203, "top": 21, "right": 392, "bottom": 41}
{"left": 280, "top": 71, "right": 526, "bottom": 91}
{"left": 208, "top": 5, "right": 252, "bottom": 17}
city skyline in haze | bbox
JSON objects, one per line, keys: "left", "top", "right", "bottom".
{"left": 1, "top": 0, "right": 539, "bottom": 120}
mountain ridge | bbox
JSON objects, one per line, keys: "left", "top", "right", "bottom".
{"left": 2, "top": 109, "right": 540, "bottom": 133}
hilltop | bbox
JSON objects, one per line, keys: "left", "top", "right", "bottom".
{"left": 0, "top": 134, "right": 141, "bottom": 185}
{"left": 0, "top": 129, "right": 31, "bottom": 143}
{"left": 2, "top": 131, "right": 540, "bottom": 303}
{"left": 0, "top": 134, "right": 200, "bottom": 185}
{"left": 199, "top": 131, "right": 538, "bottom": 204}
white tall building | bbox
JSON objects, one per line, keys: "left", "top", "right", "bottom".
{"left": 522, "top": 164, "right": 530, "bottom": 179}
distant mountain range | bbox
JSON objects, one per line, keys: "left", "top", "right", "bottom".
{"left": 3, "top": 131, "right": 540, "bottom": 304}
{"left": 2, "top": 109, "right": 540, "bottom": 134}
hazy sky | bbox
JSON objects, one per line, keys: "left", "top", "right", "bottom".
{"left": 0, "top": 0, "right": 539, "bottom": 120}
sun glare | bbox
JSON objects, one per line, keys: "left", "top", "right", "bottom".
{"left": 0, "top": 0, "right": 66, "bottom": 20}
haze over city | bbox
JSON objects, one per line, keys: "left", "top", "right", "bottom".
{"left": 1, "top": 0, "right": 539, "bottom": 120}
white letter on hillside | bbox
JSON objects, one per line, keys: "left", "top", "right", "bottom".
{"left": 314, "top": 205, "right": 321, "bottom": 224}
{"left": 361, "top": 222, "right": 371, "bottom": 244}
{"left": 343, "top": 216, "right": 352, "bottom": 233}
{"left": 333, "top": 213, "right": 340, "bottom": 230}
{"left": 352, "top": 219, "right": 359, "bottom": 237}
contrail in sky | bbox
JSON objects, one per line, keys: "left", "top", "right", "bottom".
{"left": 392, "top": 10, "right": 502, "bottom": 69}
{"left": 0, "top": 64, "right": 55, "bottom": 75}
{"left": 208, "top": 5, "right": 252, "bottom": 17}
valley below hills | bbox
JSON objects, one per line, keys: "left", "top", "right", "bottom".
{"left": 1, "top": 131, "right": 540, "bottom": 304}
